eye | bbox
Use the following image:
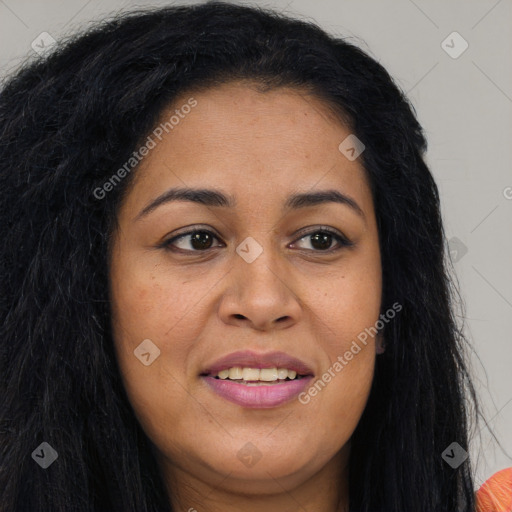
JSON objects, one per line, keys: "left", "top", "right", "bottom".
{"left": 162, "top": 229, "right": 223, "bottom": 252}
{"left": 161, "top": 226, "right": 353, "bottom": 253}
{"left": 291, "top": 227, "right": 353, "bottom": 252}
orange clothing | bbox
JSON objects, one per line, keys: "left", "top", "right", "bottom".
{"left": 476, "top": 467, "right": 512, "bottom": 512}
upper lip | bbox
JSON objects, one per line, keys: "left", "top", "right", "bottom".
{"left": 201, "top": 350, "right": 314, "bottom": 376}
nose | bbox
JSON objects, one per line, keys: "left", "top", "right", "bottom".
{"left": 217, "top": 249, "right": 302, "bottom": 332}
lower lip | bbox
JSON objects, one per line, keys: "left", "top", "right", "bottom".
{"left": 202, "top": 375, "right": 314, "bottom": 408}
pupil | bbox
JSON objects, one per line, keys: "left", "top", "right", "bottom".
{"left": 188, "top": 232, "right": 332, "bottom": 251}
{"left": 311, "top": 232, "right": 332, "bottom": 250}
{"left": 191, "top": 232, "right": 212, "bottom": 250}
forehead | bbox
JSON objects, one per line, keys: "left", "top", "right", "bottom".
{"left": 119, "top": 82, "right": 373, "bottom": 220}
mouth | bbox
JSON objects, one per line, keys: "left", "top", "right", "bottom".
{"left": 200, "top": 350, "right": 314, "bottom": 408}
{"left": 207, "top": 366, "right": 308, "bottom": 383}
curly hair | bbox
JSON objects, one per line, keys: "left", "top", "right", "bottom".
{"left": 0, "top": 2, "right": 481, "bottom": 510}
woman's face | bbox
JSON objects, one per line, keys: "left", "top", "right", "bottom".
{"left": 109, "top": 82, "right": 382, "bottom": 498}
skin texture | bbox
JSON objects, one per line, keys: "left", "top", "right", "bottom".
{"left": 109, "top": 81, "right": 383, "bottom": 512}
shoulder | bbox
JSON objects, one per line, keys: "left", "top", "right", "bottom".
{"left": 476, "top": 467, "right": 512, "bottom": 512}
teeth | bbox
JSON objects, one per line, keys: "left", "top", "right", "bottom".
{"left": 228, "top": 367, "right": 243, "bottom": 379}
{"left": 242, "top": 368, "right": 260, "bottom": 381}
{"left": 214, "top": 366, "right": 301, "bottom": 381}
{"left": 218, "top": 369, "right": 230, "bottom": 379}
{"left": 277, "top": 368, "right": 288, "bottom": 380}
{"left": 260, "top": 368, "right": 278, "bottom": 381}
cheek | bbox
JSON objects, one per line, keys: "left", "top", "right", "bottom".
{"left": 299, "top": 254, "right": 380, "bottom": 438}
{"left": 110, "top": 259, "right": 201, "bottom": 355}
{"left": 322, "top": 351, "right": 375, "bottom": 445}
{"left": 109, "top": 262, "right": 195, "bottom": 424}
{"left": 315, "top": 255, "right": 382, "bottom": 349}
{"left": 298, "top": 333, "right": 376, "bottom": 448}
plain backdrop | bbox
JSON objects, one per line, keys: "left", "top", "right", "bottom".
{"left": 1, "top": 0, "right": 511, "bottom": 488}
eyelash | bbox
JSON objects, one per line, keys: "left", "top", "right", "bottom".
{"left": 161, "top": 226, "right": 353, "bottom": 254}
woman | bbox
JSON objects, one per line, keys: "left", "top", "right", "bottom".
{"left": 0, "top": 2, "right": 502, "bottom": 511}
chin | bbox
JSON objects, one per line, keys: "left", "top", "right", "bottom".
{"left": 197, "top": 444, "right": 323, "bottom": 491}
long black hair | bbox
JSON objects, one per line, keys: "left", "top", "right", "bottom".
{"left": 0, "top": 2, "right": 481, "bottom": 510}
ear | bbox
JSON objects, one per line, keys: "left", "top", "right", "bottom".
{"left": 376, "top": 331, "right": 386, "bottom": 354}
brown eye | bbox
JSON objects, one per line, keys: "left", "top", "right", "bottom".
{"left": 163, "top": 226, "right": 352, "bottom": 254}
{"left": 292, "top": 229, "right": 353, "bottom": 252}
{"left": 309, "top": 232, "right": 335, "bottom": 251}
{"left": 163, "top": 230, "right": 222, "bottom": 252}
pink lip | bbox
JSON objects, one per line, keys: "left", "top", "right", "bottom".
{"left": 203, "top": 375, "right": 314, "bottom": 408}
{"left": 201, "top": 350, "right": 314, "bottom": 376}
{"left": 200, "top": 350, "right": 315, "bottom": 408}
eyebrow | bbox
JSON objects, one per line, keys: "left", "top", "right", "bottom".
{"left": 135, "top": 186, "right": 365, "bottom": 221}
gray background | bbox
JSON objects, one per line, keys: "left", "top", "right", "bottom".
{"left": 1, "top": 0, "right": 510, "bottom": 488}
